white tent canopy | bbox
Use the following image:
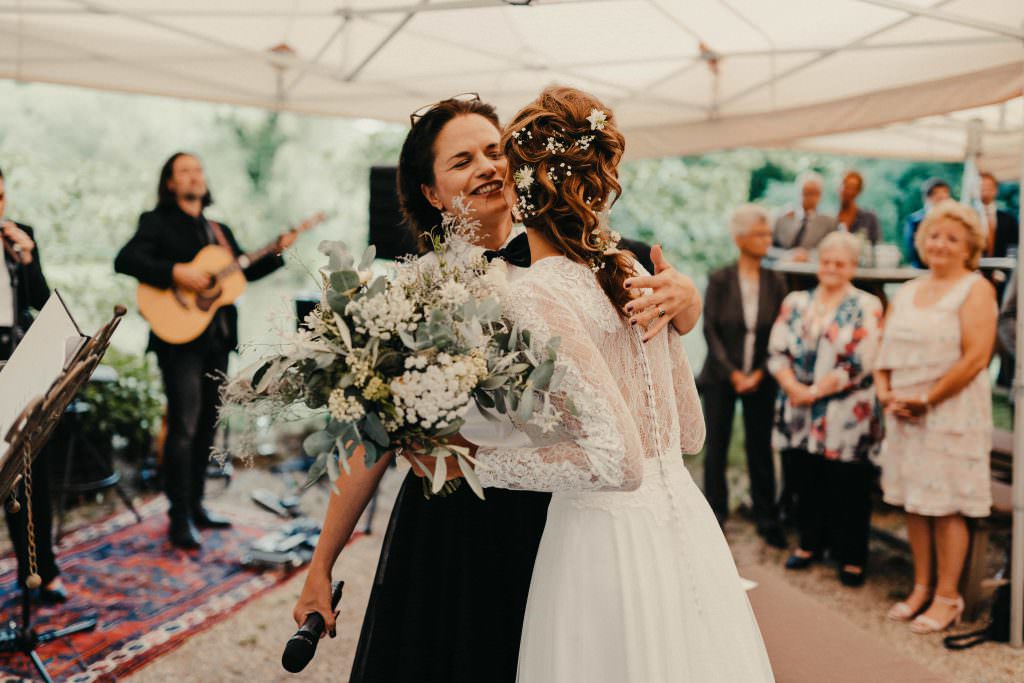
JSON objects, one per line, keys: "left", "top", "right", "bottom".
{"left": 0, "top": 0, "right": 1021, "bottom": 159}
{"left": 794, "top": 97, "right": 1024, "bottom": 178}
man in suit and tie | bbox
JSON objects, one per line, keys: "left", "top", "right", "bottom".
{"left": 772, "top": 172, "right": 837, "bottom": 262}
{"left": 981, "top": 171, "right": 1019, "bottom": 260}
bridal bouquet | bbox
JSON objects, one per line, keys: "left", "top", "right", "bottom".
{"left": 223, "top": 202, "right": 563, "bottom": 497}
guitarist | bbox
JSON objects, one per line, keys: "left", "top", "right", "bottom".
{"left": 115, "top": 152, "right": 297, "bottom": 549}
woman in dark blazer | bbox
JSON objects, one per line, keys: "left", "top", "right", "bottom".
{"left": 699, "top": 204, "right": 788, "bottom": 547}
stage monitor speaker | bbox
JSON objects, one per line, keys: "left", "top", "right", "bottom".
{"left": 369, "top": 166, "right": 420, "bottom": 260}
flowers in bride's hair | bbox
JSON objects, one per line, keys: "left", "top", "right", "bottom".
{"left": 544, "top": 136, "right": 568, "bottom": 154}
{"left": 586, "top": 108, "right": 608, "bottom": 131}
{"left": 513, "top": 165, "right": 535, "bottom": 191}
{"left": 578, "top": 135, "right": 595, "bottom": 150}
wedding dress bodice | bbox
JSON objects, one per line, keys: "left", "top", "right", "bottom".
{"left": 474, "top": 256, "right": 705, "bottom": 492}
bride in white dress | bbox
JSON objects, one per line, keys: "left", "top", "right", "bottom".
{"left": 467, "top": 86, "right": 775, "bottom": 682}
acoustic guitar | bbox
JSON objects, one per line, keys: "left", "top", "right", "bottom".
{"left": 137, "top": 212, "right": 325, "bottom": 344}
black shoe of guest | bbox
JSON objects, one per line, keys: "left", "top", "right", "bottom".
{"left": 170, "top": 517, "right": 202, "bottom": 549}
{"left": 758, "top": 525, "right": 788, "bottom": 550}
{"left": 193, "top": 508, "right": 232, "bottom": 529}
{"left": 838, "top": 567, "right": 866, "bottom": 587}
{"left": 784, "top": 550, "right": 819, "bottom": 570}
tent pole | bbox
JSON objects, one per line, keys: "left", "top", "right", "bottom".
{"left": 1011, "top": 52, "right": 1024, "bottom": 650}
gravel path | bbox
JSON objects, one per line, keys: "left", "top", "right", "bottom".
{"left": 105, "top": 459, "right": 1023, "bottom": 683}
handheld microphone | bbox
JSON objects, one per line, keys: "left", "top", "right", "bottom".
{"left": 281, "top": 581, "right": 344, "bottom": 673}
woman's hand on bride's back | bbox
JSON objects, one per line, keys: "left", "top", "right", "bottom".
{"left": 293, "top": 570, "right": 338, "bottom": 637}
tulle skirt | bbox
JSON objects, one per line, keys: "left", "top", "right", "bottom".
{"left": 516, "top": 457, "right": 774, "bottom": 683}
{"left": 350, "top": 470, "right": 550, "bottom": 683}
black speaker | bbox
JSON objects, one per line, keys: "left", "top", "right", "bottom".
{"left": 369, "top": 166, "right": 420, "bottom": 260}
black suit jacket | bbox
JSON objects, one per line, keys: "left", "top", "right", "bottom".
{"left": 4, "top": 222, "right": 51, "bottom": 333}
{"left": 698, "top": 263, "right": 788, "bottom": 387}
{"left": 114, "top": 204, "right": 284, "bottom": 353}
{"left": 992, "top": 209, "right": 1020, "bottom": 258}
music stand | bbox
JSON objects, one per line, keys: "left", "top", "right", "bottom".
{"left": 0, "top": 305, "right": 125, "bottom": 682}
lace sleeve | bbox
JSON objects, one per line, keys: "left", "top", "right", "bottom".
{"left": 667, "top": 332, "right": 705, "bottom": 454}
{"left": 474, "top": 284, "right": 645, "bottom": 492}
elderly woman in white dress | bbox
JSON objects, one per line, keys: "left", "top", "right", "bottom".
{"left": 876, "top": 199, "right": 997, "bottom": 634}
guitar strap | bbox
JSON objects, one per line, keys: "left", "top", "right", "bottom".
{"left": 206, "top": 219, "right": 232, "bottom": 251}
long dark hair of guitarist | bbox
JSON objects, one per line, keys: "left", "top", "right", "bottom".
{"left": 114, "top": 152, "right": 300, "bottom": 550}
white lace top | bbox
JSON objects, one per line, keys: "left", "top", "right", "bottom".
{"left": 474, "top": 256, "right": 705, "bottom": 492}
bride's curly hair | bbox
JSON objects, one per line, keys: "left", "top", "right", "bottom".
{"left": 501, "top": 86, "right": 636, "bottom": 317}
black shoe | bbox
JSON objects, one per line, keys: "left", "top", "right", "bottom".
{"left": 193, "top": 508, "right": 232, "bottom": 529}
{"left": 758, "top": 525, "right": 788, "bottom": 550}
{"left": 839, "top": 567, "right": 866, "bottom": 587}
{"left": 30, "top": 583, "right": 69, "bottom": 605}
{"left": 170, "top": 517, "right": 202, "bottom": 549}
{"left": 784, "top": 551, "right": 819, "bottom": 570}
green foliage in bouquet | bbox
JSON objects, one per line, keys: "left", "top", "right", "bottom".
{"left": 224, "top": 205, "right": 564, "bottom": 498}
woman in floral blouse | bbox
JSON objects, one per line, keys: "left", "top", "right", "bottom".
{"left": 768, "top": 231, "right": 884, "bottom": 587}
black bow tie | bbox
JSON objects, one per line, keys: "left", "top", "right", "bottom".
{"left": 483, "top": 232, "right": 531, "bottom": 267}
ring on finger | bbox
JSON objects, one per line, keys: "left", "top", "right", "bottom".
{"left": 657, "top": 307, "right": 666, "bottom": 318}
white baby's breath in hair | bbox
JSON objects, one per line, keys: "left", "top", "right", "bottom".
{"left": 586, "top": 108, "right": 608, "bottom": 131}
{"left": 513, "top": 165, "right": 535, "bottom": 191}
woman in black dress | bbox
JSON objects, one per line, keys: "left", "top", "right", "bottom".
{"left": 293, "top": 95, "right": 702, "bottom": 683}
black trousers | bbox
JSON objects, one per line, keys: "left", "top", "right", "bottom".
{"left": 156, "top": 344, "right": 228, "bottom": 521}
{"left": 1, "top": 341, "right": 59, "bottom": 589}
{"left": 701, "top": 381, "right": 778, "bottom": 528}
{"left": 787, "top": 449, "right": 874, "bottom": 568}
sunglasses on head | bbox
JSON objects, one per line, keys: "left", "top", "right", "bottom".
{"left": 409, "top": 92, "right": 480, "bottom": 126}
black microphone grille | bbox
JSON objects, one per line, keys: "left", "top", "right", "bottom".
{"left": 281, "top": 632, "right": 317, "bottom": 674}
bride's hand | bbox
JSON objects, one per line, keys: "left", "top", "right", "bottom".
{"left": 293, "top": 569, "right": 338, "bottom": 638}
{"left": 622, "top": 246, "right": 701, "bottom": 341}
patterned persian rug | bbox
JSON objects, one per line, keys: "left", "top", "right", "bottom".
{"left": 0, "top": 498, "right": 329, "bottom": 682}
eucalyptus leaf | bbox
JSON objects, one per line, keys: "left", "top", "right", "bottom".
{"left": 302, "top": 452, "right": 329, "bottom": 489}
{"left": 362, "top": 411, "right": 390, "bottom": 448}
{"left": 516, "top": 387, "right": 535, "bottom": 422}
{"left": 333, "top": 313, "right": 353, "bottom": 350}
{"left": 330, "top": 270, "right": 361, "bottom": 292}
{"left": 475, "top": 390, "right": 495, "bottom": 409}
{"left": 317, "top": 240, "right": 350, "bottom": 271}
{"left": 480, "top": 375, "right": 507, "bottom": 390}
{"left": 565, "top": 395, "right": 579, "bottom": 416}
{"left": 363, "top": 439, "right": 380, "bottom": 466}
{"left": 327, "top": 291, "right": 350, "bottom": 314}
{"left": 326, "top": 450, "right": 341, "bottom": 491}
{"left": 457, "top": 454, "right": 485, "bottom": 500}
{"left": 367, "top": 275, "right": 387, "bottom": 298}
{"left": 358, "top": 244, "right": 377, "bottom": 271}
{"left": 302, "top": 430, "right": 335, "bottom": 458}
{"left": 432, "top": 450, "right": 448, "bottom": 494}
{"left": 549, "top": 363, "right": 568, "bottom": 392}
{"left": 528, "top": 361, "right": 555, "bottom": 390}
{"left": 494, "top": 389, "right": 507, "bottom": 414}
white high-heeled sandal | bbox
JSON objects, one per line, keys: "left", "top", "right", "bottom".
{"left": 910, "top": 594, "right": 964, "bottom": 634}
{"left": 887, "top": 584, "right": 931, "bottom": 622}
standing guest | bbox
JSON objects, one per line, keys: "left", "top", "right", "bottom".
{"left": 903, "top": 178, "right": 951, "bottom": 268}
{"left": 837, "top": 170, "right": 881, "bottom": 246}
{"left": 980, "top": 171, "right": 1019, "bottom": 259}
{"left": 768, "top": 231, "right": 883, "bottom": 587}
{"left": 772, "top": 172, "right": 837, "bottom": 262}
{"left": 877, "top": 199, "right": 996, "bottom": 633}
{"left": 699, "top": 204, "right": 787, "bottom": 548}
{"left": 0, "top": 166, "right": 67, "bottom": 603}
{"left": 114, "top": 153, "right": 298, "bottom": 549}
{"left": 981, "top": 171, "right": 1018, "bottom": 386}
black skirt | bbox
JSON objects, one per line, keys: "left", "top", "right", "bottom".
{"left": 350, "top": 470, "right": 550, "bottom": 683}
